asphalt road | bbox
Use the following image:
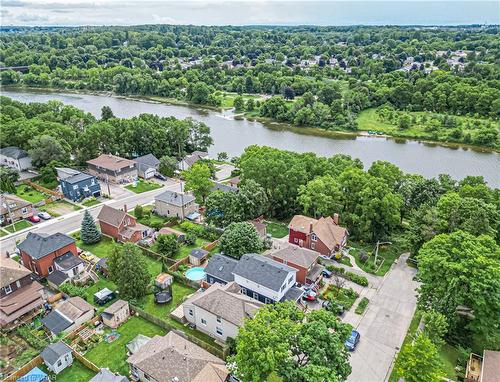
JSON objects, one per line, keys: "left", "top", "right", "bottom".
{"left": 0, "top": 179, "right": 181, "bottom": 256}
{"left": 347, "top": 253, "right": 418, "bottom": 382}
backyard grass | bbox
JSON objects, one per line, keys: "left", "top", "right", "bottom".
{"left": 440, "top": 343, "right": 460, "bottom": 380}
{"left": 84, "top": 277, "right": 117, "bottom": 306}
{"left": 335, "top": 255, "right": 353, "bottom": 267}
{"left": 15, "top": 185, "right": 46, "bottom": 203}
{"left": 86, "top": 316, "right": 166, "bottom": 376}
{"left": 138, "top": 282, "right": 196, "bottom": 319}
{"left": 40, "top": 360, "right": 96, "bottom": 382}
{"left": 81, "top": 198, "right": 101, "bottom": 207}
{"left": 349, "top": 240, "right": 402, "bottom": 276}
{"left": 265, "top": 221, "right": 289, "bottom": 238}
{"left": 176, "top": 237, "right": 207, "bottom": 259}
{"left": 3, "top": 220, "right": 32, "bottom": 233}
{"left": 125, "top": 179, "right": 163, "bottom": 194}
{"left": 129, "top": 205, "right": 171, "bottom": 227}
{"left": 321, "top": 285, "right": 359, "bottom": 310}
{"left": 73, "top": 233, "right": 116, "bottom": 258}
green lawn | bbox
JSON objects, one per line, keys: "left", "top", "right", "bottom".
{"left": 84, "top": 277, "right": 117, "bottom": 306}
{"left": 266, "top": 221, "right": 289, "bottom": 238}
{"left": 39, "top": 360, "right": 95, "bottom": 382}
{"left": 218, "top": 91, "right": 265, "bottom": 109}
{"left": 86, "top": 316, "right": 166, "bottom": 376}
{"left": 3, "top": 220, "right": 32, "bottom": 233}
{"left": 15, "top": 185, "right": 47, "bottom": 203}
{"left": 129, "top": 205, "right": 171, "bottom": 227}
{"left": 125, "top": 179, "right": 163, "bottom": 194}
{"left": 0, "top": 228, "right": 8, "bottom": 237}
{"left": 177, "top": 238, "right": 207, "bottom": 259}
{"left": 349, "top": 240, "right": 402, "bottom": 276}
{"left": 73, "top": 234, "right": 116, "bottom": 258}
{"left": 82, "top": 198, "right": 101, "bottom": 207}
{"left": 38, "top": 200, "right": 81, "bottom": 217}
{"left": 440, "top": 343, "right": 459, "bottom": 380}
{"left": 138, "top": 282, "right": 196, "bottom": 319}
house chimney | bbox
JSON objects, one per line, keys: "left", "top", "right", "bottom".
{"left": 333, "top": 213, "right": 339, "bottom": 225}
{"left": 309, "top": 223, "right": 313, "bottom": 233}
{"left": 123, "top": 204, "right": 128, "bottom": 213}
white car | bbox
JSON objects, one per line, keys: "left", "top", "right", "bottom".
{"left": 37, "top": 212, "right": 52, "bottom": 220}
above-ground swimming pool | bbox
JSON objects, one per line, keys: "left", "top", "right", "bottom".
{"left": 185, "top": 267, "right": 206, "bottom": 281}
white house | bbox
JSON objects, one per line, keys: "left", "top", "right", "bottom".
{"left": 0, "top": 146, "right": 32, "bottom": 171}
{"left": 41, "top": 341, "right": 73, "bottom": 374}
{"left": 232, "top": 254, "right": 303, "bottom": 304}
{"left": 182, "top": 282, "right": 262, "bottom": 342}
{"left": 53, "top": 252, "right": 85, "bottom": 280}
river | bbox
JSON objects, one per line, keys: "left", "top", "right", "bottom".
{"left": 2, "top": 89, "right": 499, "bottom": 187}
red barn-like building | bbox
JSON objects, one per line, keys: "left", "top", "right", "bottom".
{"left": 288, "top": 214, "right": 348, "bottom": 258}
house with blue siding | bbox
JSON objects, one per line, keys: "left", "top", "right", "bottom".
{"left": 204, "top": 253, "right": 303, "bottom": 304}
{"left": 60, "top": 171, "right": 101, "bottom": 202}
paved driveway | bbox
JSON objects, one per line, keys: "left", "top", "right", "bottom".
{"left": 214, "top": 163, "right": 235, "bottom": 181}
{"left": 347, "top": 254, "right": 418, "bottom": 382}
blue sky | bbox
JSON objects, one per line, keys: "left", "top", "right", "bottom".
{"left": 1, "top": 1, "right": 499, "bottom": 26}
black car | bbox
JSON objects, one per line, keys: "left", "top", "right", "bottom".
{"left": 321, "top": 269, "right": 333, "bottom": 278}
{"left": 154, "top": 173, "right": 167, "bottom": 181}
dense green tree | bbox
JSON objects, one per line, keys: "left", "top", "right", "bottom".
{"left": 183, "top": 162, "right": 213, "bottom": 202}
{"left": 80, "top": 210, "right": 102, "bottom": 244}
{"left": 0, "top": 167, "right": 19, "bottom": 193}
{"left": 28, "top": 135, "right": 69, "bottom": 168}
{"left": 156, "top": 234, "right": 180, "bottom": 257}
{"left": 298, "top": 175, "right": 342, "bottom": 218}
{"left": 219, "top": 222, "right": 262, "bottom": 259}
{"left": 230, "top": 302, "right": 352, "bottom": 382}
{"left": 158, "top": 155, "right": 178, "bottom": 177}
{"left": 107, "top": 243, "right": 150, "bottom": 300}
{"left": 417, "top": 231, "right": 500, "bottom": 344}
{"left": 395, "top": 333, "right": 445, "bottom": 382}
{"left": 423, "top": 310, "right": 448, "bottom": 347}
{"left": 101, "top": 105, "right": 115, "bottom": 120}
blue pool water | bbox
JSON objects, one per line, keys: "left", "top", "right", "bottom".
{"left": 185, "top": 267, "right": 206, "bottom": 281}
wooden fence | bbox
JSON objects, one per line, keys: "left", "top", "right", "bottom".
{"left": 22, "top": 180, "right": 63, "bottom": 199}
{"left": 202, "top": 239, "right": 219, "bottom": 252}
{"left": 130, "top": 304, "right": 227, "bottom": 360}
{"left": 168, "top": 256, "right": 190, "bottom": 272}
{"left": 2, "top": 356, "right": 42, "bottom": 382}
{"left": 72, "top": 351, "right": 100, "bottom": 372}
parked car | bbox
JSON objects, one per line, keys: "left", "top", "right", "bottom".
{"left": 28, "top": 215, "right": 41, "bottom": 223}
{"left": 322, "top": 300, "right": 345, "bottom": 315}
{"left": 345, "top": 330, "right": 360, "bottom": 351}
{"left": 303, "top": 283, "right": 319, "bottom": 293}
{"left": 80, "top": 252, "right": 96, "bottom": 263}
{"left": 321, "top": 269, "right": 333, "bottom": 278}
{"left": 155, "top": 173, "right": 167, "bottom": 181}
{"left": 302, "top": 291, "right": 317, "bottom": 301}
{"left": 319, "top": 255, "right": 330, "bottom": 260}
{"left": 37, "top": 212, "right": 52, "bottom": 220}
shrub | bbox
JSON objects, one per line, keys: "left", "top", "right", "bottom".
{"left": 17, "top": 326, "right": 47, "bottom": 350}
{"left": 59, "top": 283, "right": 87, "bottom": 298}
{"left": 345, "top": 272, "right": 369, "bottom": 287}
{"left": 355, "top": 297, "right": 370, "bottom": 314}
{"left": 184, "top": 233, "right": 197, "bottom": 246}
{"left": 326, "top": 265, "right": 345, "bottom": 274}
{"left": 134, "top": 205, "right": 144, "bottom": 219}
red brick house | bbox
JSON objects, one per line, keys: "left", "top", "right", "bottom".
{"left": 97, "top": 205, "right": 151, "bottom": 243}
{"left": 267, "top": 244, "right": 324, "bottom": 285}
{"left": 288, "top": 214, "right": 348, "bottom": 258}
{"left": 18, "top": 232, "right": 78, "bottom": 277}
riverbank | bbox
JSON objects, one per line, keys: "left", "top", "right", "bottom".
{"left": 2, "top": 85, "right": 497, "bottom": 153}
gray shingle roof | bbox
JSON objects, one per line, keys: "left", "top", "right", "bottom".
{"left": 133, "top": 154, "right": 160, "bottom": 167}
{"left": 41, "top": 341, "right": 72, "bottom": 366}
{"left": 204, "top": 254, "right": 238, "bottom": 283}
{"left": 53, "top": 252, "right": 84, "bottom": 270}
{"left": 190, "top": 248, "right": 209, "bottom": 259}
{"left": 41, "top": 311, "right": 72, "bottom": 335}
{"left": 17, "top": 232, "right": 75, "bottom": 260}
{"left": 281, "top": 286, "right": 304, "bottom": 302}
{"left": 63, "top": 172, "right": 95, "bottom": 185}
{"left": 89, "top": 369, "right": 129, "bottom": 382}
{"left": 0, "top": 146, "right": 29, "bottom": 159}
{"left": 155, "top": 190, "right": 195, "bottom": 207}
{"left": 211, "top": 182, "right": 239, "bottom": 193}
{"left": 232, "top": 254, "right": 297, "bottom": 292}
{"left": 46, "top": 270, "right": 69, "bottom": 287}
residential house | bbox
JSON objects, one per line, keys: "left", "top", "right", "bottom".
{"left": 465, "top": 350, "right": 500, "bottom": 382}
{"left": 178, "top": 150, "right": 208, "bottom": 170}
{"left": 41, "top": 341, "right": 73, "bottom": 374}
{"left": 211, "top": 182, "right": 239, "bottom": 193}
{"left": 127, "top": 331, "right": 229, "bottom": 382}
{"left": 0, "top": 146, "right": 32, "bottom": 171}
{"left": 232, "top": 254, "right": 303, "bottom": 304}
{"left": 189, "top": 248, "right": 209, "bottom": 266}
{"left": 267, "top": 244, "right": 323, "bottom": 285}
{"left": 87, "top": 154, "right": 137, "bottom": 184}
{"left": 101, "top": 299, "right": 130, "bottom": 329}
{"left": 126, "top": 334, "right": 151, "bottom": 355}
{"left": 90, "top": 368, "right": 129, "bottom": 382}
{"left": 133, "top": 154, "right": 160, "bottom": 179}
{"left": 228, "top": 176, "right": 241, "bottom": 188}
{"left": 48, "top": 251, "right": 85, "bottom": 286}
{"left": 204, "top": 254, "right": 238, "bottom": 285}
{"left": 0, "top": 194, "right": 34, "bottom": 225}
{"left": 182, "top": 282, "right": 262, "bottom": 342}
{"left": 41, "top": 296, "right": 95, "bottom": 336}
{"left": 288, "top": 214, "right": 348, "bottom": 258}
{"left": 97, "top": 204, "right": 151, "bottom": 243}
{"left": 60, "top": 171, "right": 101, "bottom": 202}
{"left": 18, "top": 232, "right": 79, "bottom": 277}
{"left": 16, "top": 367, "right": 48, "bottom": 382}
{"left": 154, "top": 190, "right": 199, "bottom": 220}
{"left": 0, "top": 257, "right": 44, "bottom": 328}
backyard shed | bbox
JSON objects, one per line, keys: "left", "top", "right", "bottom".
{"left": 189, "top": 248, "right": 209, "bottom": 266}
{"left": 41, "top": 341, "right": 73, "bottom": 374}
{"left": 155, "top": 273, "right": 173, "bottom": 289}
{"left": 94, "top": 288, "right": 115, "bottom": 306}
{"left": 101, "top": 300, "right": 130, "bottom": 329}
